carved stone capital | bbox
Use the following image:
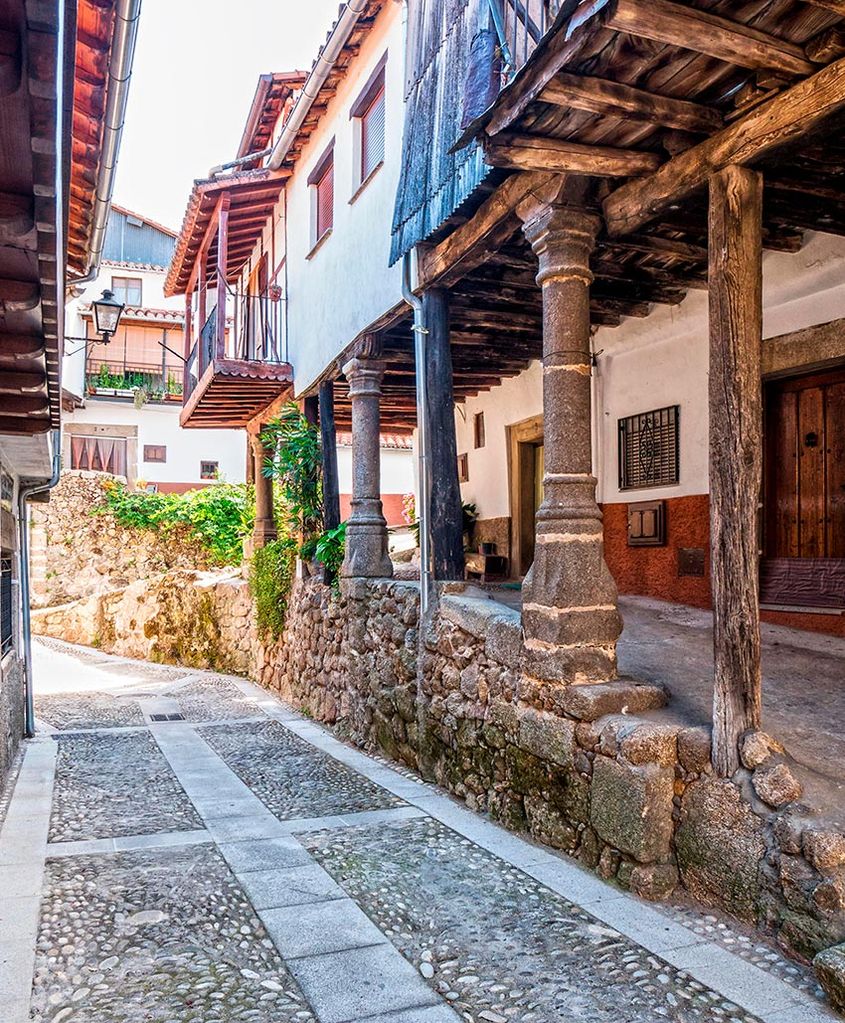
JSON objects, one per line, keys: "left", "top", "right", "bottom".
{"left": 351, "top": 331, "right": 383, "bottom": 361}
{"left": 342, "top": 357, "right": 386, "bottom": 399}
{"left": 519, "top": 203, "right": 600, "bottom": 288}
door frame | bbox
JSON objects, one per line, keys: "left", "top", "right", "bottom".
{"left": 508, "top": 413, "right": 544, "bottom": 577}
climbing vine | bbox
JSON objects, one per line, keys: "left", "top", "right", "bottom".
{"left": 249, "top": 535, "right": 298, "bottom": 639}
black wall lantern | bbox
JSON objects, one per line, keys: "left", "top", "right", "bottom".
{"left": 91, "top": 289, "right": 125, "bottom": 343}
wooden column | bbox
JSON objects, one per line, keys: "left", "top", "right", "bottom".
{"left": 423, "top": 288, "right": 465, "bottom": 580}
{"left": 215, "top": 195, "right": 230, "bottom": 359}
{"left": 252, "top": 428, "right": 277, "bottom": 548}
{"left": 183, "top": 293, "right": 192, "bottom": 397}
{"left": 341, "top": 335, "right": 393, "bottom": 579}
{"left": 517, "top": 197, "right": 621, "bottom": 684}
{"left": 709, "top": 165, "right": 764, "bottom": 776}
{"left": 319, "top": 380, "right": 341, "bottom": 533}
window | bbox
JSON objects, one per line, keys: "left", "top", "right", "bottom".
{"left": 111, "top": 276, "right": 142, "bottom": 306}
{"left": 1, "top": 555, "right": 12, "bottom": 658}
{"left": 200, "top": 460, "right": 219, "bottom": 480}
{"left": 351, "top": 56, "right": 386, "bottom": 188}
{"left": 70, "top": 435, "right": 128, "bottom": 477}
{"left": 618, "top": 405, "right": 680, "bottom": 491}
{"left": 308, "top": 143, "right": 335, "bottom": 249}
{"left": 457, "top": 453, "right": 469, "bottom": 483}
{"left": 144, "top": 445, "right": 166, "bottom": 463}
{"left": 474, "top": 412, "right": 486, "bottom": 449}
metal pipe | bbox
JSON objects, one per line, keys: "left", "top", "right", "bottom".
{"left": 18, "top": 432, "right": 62, "bottom": 738}
{"left": 402, "top": 249, "right": 431, "bottom": 616}
{"left": 267, "top": 0, "right": 368, "bottom": 171}
{"left": 84, "top": 0, "right": 143, "bottom": 276}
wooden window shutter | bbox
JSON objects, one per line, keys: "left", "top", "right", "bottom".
{"left": 361, "top": 82, "right": 385, "bottom": 181}
{"left": 316, "top": 159, "right": 334, "bottom": 240}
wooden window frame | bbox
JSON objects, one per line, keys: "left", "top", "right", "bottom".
{"left": 308, "top": 141, "right": 335, "bottom": 253}
{"left": 111, "top": 275, "right": 143, "bottom": 306}
{"left": 473, "top": 411, "right": 486, "bottom": 449}
{"left": 457, "top": 453, "right": 469, "bottom": 483}
{"left": 350, "top": 54, "right": 387, "bottom": 195}
{"left": 143, "top": 444, "right": 167, "bottom": 464}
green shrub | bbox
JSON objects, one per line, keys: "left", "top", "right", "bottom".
{"left": 261, "top": 403, "right": 323, "bottom": 558}
{"left": 98, "top": 479, "right": 254, "bottom": 566}
{"left": 314, "top": 521, "right": 347, "bottom": 592}
{"left": 249, "top": 536, "right": 297, "bottom": 639}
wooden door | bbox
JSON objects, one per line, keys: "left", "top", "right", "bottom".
{"left": 763, "top": 368, "right": 845, "bottom": 606}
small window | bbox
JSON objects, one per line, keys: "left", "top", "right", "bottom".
{"left": 457, "top": 453, "right": 469, "bottom": 483}
{"left": 200, "top": 460, "right": 219, "bottom": 480}
{"left": 618, "top": 405, "right": 679, "bottom": 491}
{"left": 1, "top": 554, "right": 13, "bottom": 658}
{"left": 144, "top": 445, "right": 166, "bottom": 463}
{"left": 70, "top": 435, "right": 128, "bottom": 476}
{"left": 351, "top": 58, "right": 386, "bottom": 188}
{"left": 474, "top": 412, "right": 485, "bottom": 449}
{"left": 308, "top": 143, "right": 334, "bottom": 249}
{"left": 111, "top": 276, "right": 142, "bottom": 306}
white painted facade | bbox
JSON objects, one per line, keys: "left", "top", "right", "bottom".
{"left": 241, "top": 0, "right": 406, "bottom": 396}
{"left": 336, "top": 443, "right": 414, "bottom": 497}
{"left": 455, "top": 230, "right": 845, "bottom": 520}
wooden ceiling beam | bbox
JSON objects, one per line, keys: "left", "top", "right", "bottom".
{"left": 0, "top": 369, "right": 46, "bottom": 392}
{"left": 604, "top": 55, "right": 845, "bottom": 235}
{"left": 0, "top": 28, "right": 21, "bottom": 96}
{"left": 539, "top": 71, "right": 722, "bottom": 134}
{"left": 604, "top": 0, "right": 814, "bottom": 77}
{"left": 0, "top": 193, "right": 34, "bottom": 241}
{"left": 0, "top": 278, "right": 39, "bottom": 310}
{"left": 0, "top": 395, "right": 50, "bottom": 415}
{"left": 0, "top": 415, "right": 50, "bottom": 434}
{"left": 601, "top": 233, "right": 708, "bottom": 263}
{"left": 806, "top": 26, "right": 845, "bottom": 65}
{"left": 484, "top": 134, "right": 661, "bottom": 177}
{"left": 0, "top": 333, "right": 43, "bottom": 357}
{"left": 804, "top": 0, "right": 845, "bottom": 18}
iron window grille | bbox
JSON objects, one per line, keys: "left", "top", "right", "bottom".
{"left": 200, "top": 460, "right": 219, "bottom": 480}
{"left": 1, "top": 555, "right": 13, "bottom": 658}
{"left": 618, "top": 405, "right": 680, "bottom": 491}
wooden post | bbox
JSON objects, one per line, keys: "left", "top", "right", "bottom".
{"left": 709, "top": 164, "right": 764, "bottom": 776}
{"left": 423, "top": 288, "right": 465, "bottom": 580}
{"left": 319, "top": 380, "right": 341, "bottom": 533}
{"left": 216, "top": 195, "right": 230, "bottom": 359}
{"left": 183, "top": 293, "right": 192, "bottom": 397}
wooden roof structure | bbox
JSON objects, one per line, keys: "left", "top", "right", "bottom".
{"left": 0, "top": 0, "right": 119, "bottom": 438}
{"left": 357, "top": 0, "right": 845, "bottom": 432}
{"left": 181, "top": 357, "right": 294, "bottom": 429}
{"left": 236, "top": 72, "right": 307, "bottom": 167}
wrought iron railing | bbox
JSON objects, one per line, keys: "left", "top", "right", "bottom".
{"left": 184, "top": 288, "right": 285, "bottom": 403}
{"left": 487, "top": 0, "right": 559, "bottom": 79}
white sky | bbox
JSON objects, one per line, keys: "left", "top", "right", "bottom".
{"left": 112, "top": 0, "right": 341, "bottom": 232}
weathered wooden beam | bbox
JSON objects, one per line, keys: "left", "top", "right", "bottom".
{"left": 604, "top": 55, "right": 845, "bottom": 235}
{"left": 0, "top": 369, "right": 46, "bottom": 391}
{"left": 418, "top": 171, "right": 554, "bottom": 289}
{"left": 539, "top": 72, "right": 722, "bottom": 134}
{"left": 605, "top": 0, "right": 814, "bottom": 77}
{"left": 806, "top": 26, "right": 845, "bottom": 65}
{"left": 602, "top": 233, "right": 708, "bottom": 262}
{"left": 0, "top": 193, "right": 34, "bottom": 241}
{"left": 1, "top": 394, "right": 49, "bottom": 415}
{"left": 0, "top": 28, "right": 21, "bottom": 96}
{"left": 484, "top": 134, "right": 661, "bottom": 177}
{"left": 319, "top": 381, "right": 341, "bottom": 540}
{"left": 0, "top": 278, "right": 39, "bottom": 310}
{"left": 803, "top": 0, "right": 845, "bottom": 18}
{"left": 709, "top": 165, "right": 764, "bottom": 777}
{"left": 0, "top": 415, "right": 50, "bottom": 434}
{"left": 0, "top": 333, "right": 43, "bottom": 357}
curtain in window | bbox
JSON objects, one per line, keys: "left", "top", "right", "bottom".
{"left": 70, "top": 436, "right": 128, "bottom": 477}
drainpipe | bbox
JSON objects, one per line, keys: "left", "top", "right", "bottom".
{"left": 402, "top": 250, "right": 431, "bottom": 616}
{"left": 78, "top": 0, "right": 143, "bottom": 281}
{"left": 267, "top": 0, "right": 368, "bottom": 171}
{"left": 18, "top": 431, "right": 62, "bottom": 738}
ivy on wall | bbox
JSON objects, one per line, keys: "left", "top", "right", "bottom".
{"left": 249, "top": 536, "right": 297, "bottom": 639}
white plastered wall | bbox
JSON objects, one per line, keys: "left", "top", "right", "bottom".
{"left": 336, "top": 444, "right": 414, "bottom": 496}
{"left": 456, "top": 230, "right": 845, "bottom": 520}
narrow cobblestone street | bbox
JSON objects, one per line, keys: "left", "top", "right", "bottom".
{"left": 0, "top": 638, "right": 837, "bottom": 1023}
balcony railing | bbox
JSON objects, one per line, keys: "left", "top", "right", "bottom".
{"left": 488, "top": 0, "right": 558, "bottom": 79}
{"left": 184, "top": 288, "right": 285, "bottom": 403}
{"left": 86, "top": 359, "right": 183, "bottom": 401}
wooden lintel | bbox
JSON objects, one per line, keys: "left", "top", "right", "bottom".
{"left": 484, "top": 133, "right": 661, "bottom": 177}
{"left": 418, "top": 171, "right": 554, "bottom": 290}
{"left": 605, "top": 0, "right": 814, "bottom": 78}
{"left": 604, "top": 55, "right": 845, "bottom": 236}
{"left": 538, "top": 72, "right": 722, "bottom": 134}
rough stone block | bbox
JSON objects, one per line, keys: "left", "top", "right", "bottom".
{"left": 677, "top": 727, "right": 712, "bottom": 774}
{"left": 675, "top": 779, "right": 765, "bottom": 923}
{"left": 561, "top": 680, "right": 668, "bottom": 722}
{"left": 629, "top": 863, "right": 679, "bottom": 901}
{"left": 752, "top": 762, "right": 802, "bottom": 808}
{"left": 523, "top": 795, "right": 579, "bottom": 852}
{"left": 484, "top": 617, "right": 523, "bottom": 669}
{"left": 739, "top": 730, "right": 785, "bottom": 770}
{"left": 805, "top": 830, "right": 845, "bottom": 873}
{"left": 517, "top": 708, "right": 575, "bottom": 769}
{"left": 619, "top": 723, "right": 679, "bottom": 768}
{"left": 590, "top": 756, "right": 674, "bottom": 863}
{"left": 814, "top": 943, "right": 845, "bottom": 1014}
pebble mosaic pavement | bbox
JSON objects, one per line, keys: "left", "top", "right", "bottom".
{"left": 0, "top": 639, "right": 833, "bottom": 1023}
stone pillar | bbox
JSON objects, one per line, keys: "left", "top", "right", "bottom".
{"left": 251, "top": 430, "right": 277, "bottom": 548}
{"left": 518, "top": 201, "right": 622, "bottom": 684}
{"left": 341, "top": 336, "right": 393, "bottom": 579}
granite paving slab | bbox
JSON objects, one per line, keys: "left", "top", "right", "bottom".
{"left": 30, "top": 845, "right": 316, "bottom": 1023}
{"left": 200, "top": 719, "right": 404, "bottom": 820}
{"left": 305, "top": 816, "right": 764, "bottom": 1023}
{"left": 50, "top": 732, "right": 201, "bottom": 842}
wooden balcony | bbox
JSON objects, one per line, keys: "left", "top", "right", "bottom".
{"left": 181, "top": 290, "right": 293, "bottom": 429}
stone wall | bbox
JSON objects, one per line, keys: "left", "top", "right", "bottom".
{"left": 254, "top": 577, "right": 845, "bottom": 1007}
{"left": 0, "top": 652, "right": 24, "bottom": 792}
{"left": 29, "top": 472, "right": 212, "bottom": 609}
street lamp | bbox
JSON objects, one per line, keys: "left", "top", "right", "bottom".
{"left": 91, "top": 289, "right": 125, "bottom": 344}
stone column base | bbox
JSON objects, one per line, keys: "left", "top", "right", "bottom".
{"left": 342, "top": 505, "right": 392, "bottom": 579}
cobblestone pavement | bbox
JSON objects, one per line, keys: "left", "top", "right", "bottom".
{"left": 0, "top": 637, "right": 836, "bottom": 1023}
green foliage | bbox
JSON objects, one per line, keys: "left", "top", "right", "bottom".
{"left": 314, "top": 521, "right": 347, "bottom": 591}
{"left": 98, "top": 479, "right": 254, "bottom": 565}
{"left": 261, "top": 403, "right": 323, "bottom": 558}
{"left": 249, "top": 536, "right": 297, "bottom": 640}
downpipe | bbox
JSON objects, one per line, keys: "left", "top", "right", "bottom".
{"left": 402, "top": 250, "right": 431, "bottom": 617}
{"left": 18, "top": 431, "right": 62, "bottom": 738}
